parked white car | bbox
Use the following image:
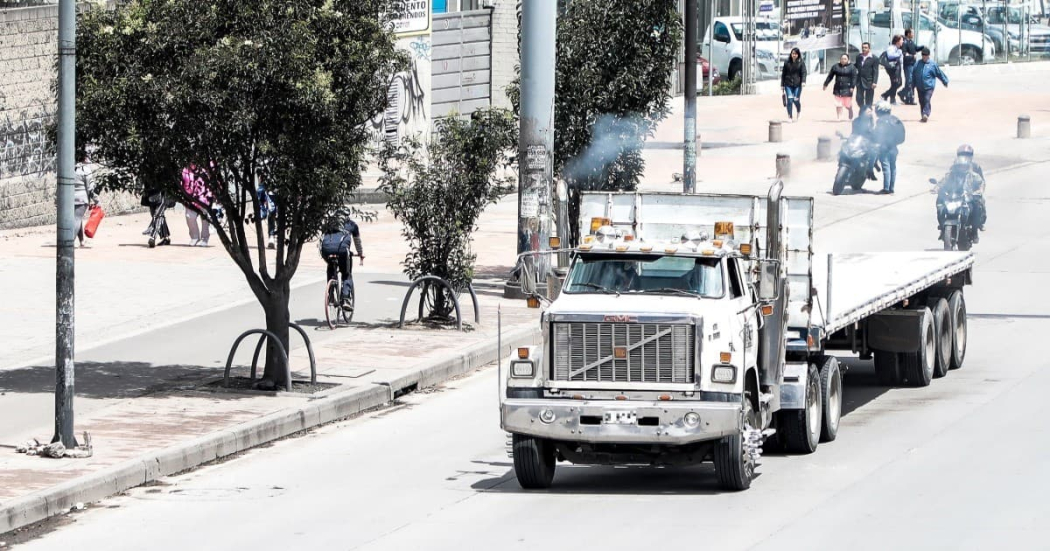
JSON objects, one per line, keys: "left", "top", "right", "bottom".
{"left": 704, "top": 16, "right": 784, "bottom": 82}
{"left": 849, "top": 7, "right": 996, "bottom": 64}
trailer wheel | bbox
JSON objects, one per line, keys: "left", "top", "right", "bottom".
{"left": 779, "top": 363, "right": 822, "bottom": 454}
{"left": 512, "top": 434, "right": 556, "bottom": 489}
{"left": 948, "top": 290, "right": 967, "bottom": 370}
{"left": 928, "top": 298, "right": 952, "bottom": 378}
{"left": 902, "top": 307, "right": 935, "bottom": 387}
{"left": 714, "top": 394, "right": 757, "bottom": 491}
{"left": 819, "top": 357, "right": 842, "bottom": 442}
{"left": 873, "top": 350, "right": 902, "bottom": 386}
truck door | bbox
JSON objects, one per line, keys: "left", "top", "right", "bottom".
{"left": 711, "top": 21, "right": 733, "bottom": 77}
{"left": 727, "top": 258, "right": 759, "bottom": 373}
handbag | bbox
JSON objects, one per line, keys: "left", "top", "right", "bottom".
{"left": 782, "top": 92, "right": 787, "bottom": 107}
{"left": 84, "top": 204, "right": 105, "bottom": 238}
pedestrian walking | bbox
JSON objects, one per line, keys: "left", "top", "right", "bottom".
{"left": 873, "top": 101, "right": 906, "bottom": 194}
{"left": 912, "top": 48, "right": 949, "bottom": 123}
{"left": 855, "top": 42, "right": 880, "bottom": 111}
{"left": 879, "top": 35, "right": 904, "bottom": 105}
{"left": 73, "top": 155, "right": 97, "bottom": 248}
{"left": 181, "top": 165, "right": 213, "bottom": 246}
{"left": 141, "top": 190, "right": 174, "bottom": 248}
{"left": 781, "top": 48, "right": 807, "bottom": 122}
{"left": 823, "top": 54, "right": 858, "bottom": 120}
{"left": 898, "top": 28, "right": 922, "bottom": 105}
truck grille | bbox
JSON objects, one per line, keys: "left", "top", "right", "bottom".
{"left": 552, "top": 323, "right": 695, "bottom": 384}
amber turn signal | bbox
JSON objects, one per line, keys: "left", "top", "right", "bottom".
{"left": 760, "top": 304, "right": 774, "bottom": 316}
{"left": 526, "top": 297, "right": 541, "bottom": 309}
{"left": 719, "top": 352, "right": 732, "bottom": 363}
{"left": 517, "top": 347, "right": 529, "bottom": 359}
{"left": 549, "top": 236, "right": 561, "bottom": 248}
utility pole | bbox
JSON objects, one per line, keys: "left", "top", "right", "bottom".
{"left": 53, "top": 0, "right": 77, "bottom": 448}
{"left": 684, "top": 0, "right": 698, "bottom": 193}
{"left": 512, "top": 0, "right": 556, "bottom": 295}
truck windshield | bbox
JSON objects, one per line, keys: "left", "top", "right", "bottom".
{"left": 564, "top": 254, "right": 725, "bottom": 298}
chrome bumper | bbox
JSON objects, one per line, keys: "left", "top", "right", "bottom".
{"left": 502, "top": 398, "right": 742, "bottom": 445}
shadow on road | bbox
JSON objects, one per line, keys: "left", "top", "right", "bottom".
{"left": 839, "top": 357, "right": 891, "bottom": 417}
{"left": 470, "top": 463, "right": 745, "bottom": 496}
{"left": 0, "top": 361, "right": 254, "bottom": 400}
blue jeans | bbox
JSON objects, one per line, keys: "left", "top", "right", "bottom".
{"left": 901, "top": 63, "right": 915, "bottom": 102}
{"left": 918, "top": 88, "right": 935, "bottom": 118}
{"left": 785, "top": 86, "right": 802, "bottom": 118}
{"left": 879, "top": 149, "right": 898, "bottom": 192}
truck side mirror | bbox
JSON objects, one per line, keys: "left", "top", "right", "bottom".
{"left": 757, "top": 259, "right": 779, "bottom": 301}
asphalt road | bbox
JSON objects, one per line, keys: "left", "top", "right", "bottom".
{"left": 12, "top": 165, "right": 1050, "bottom": 548}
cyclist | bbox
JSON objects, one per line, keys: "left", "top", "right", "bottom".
{"left": 320, "top": 217, "right": 364, "bottom": 309}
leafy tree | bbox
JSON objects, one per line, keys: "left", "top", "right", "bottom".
{"left": 75, "top": 0, "right": 409, "bottom": 389}
{"left": 379, "top": 108, "right": 516, "bottom": 320}
{"left": 509, "top": 0, "right": 682, "bottom": 244}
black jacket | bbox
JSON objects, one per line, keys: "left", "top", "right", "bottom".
{"left": 873, "top": 113, "right": 906, "bottom": 152}
{"left": 824, "top": 63, "right": 857, "bottom": 96}
{"left": 855, "top": 53, "right": 880, "bottom": 87}
{"left": 901, "top": 38, "right": 921, "bottom": 66}
{"left": 781, "top": 59, "right": 807, "bottom": 88}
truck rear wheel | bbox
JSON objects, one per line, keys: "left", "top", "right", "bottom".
{"left": 819, "top": 357, "right": 842, "bottom": 442}
{"left": 779, "top": 363, "right": 822, "bottom": 454}
{"left": 512, "top": 434, "right": 556, "bottom": 489}
{"left": 948, "top": 290, "right": 967, "bottom": 370}
{"left": 714, "top": 395, "right": 757, "bottom": 491}
{"left": 873, "top": 349, "right": 901, "bottom": 386}
{"left": 902, "top": 307, "right": 936, "bottom": 387}
{"left": 928, "top": 298, "right": 952, "bottom": 378}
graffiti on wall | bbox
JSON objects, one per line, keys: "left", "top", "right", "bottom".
{"left": 0, "top": 104, "right": 55, "bottom": 180}
{"left": 368, "top": 37, "right": 431, "bottom": 150}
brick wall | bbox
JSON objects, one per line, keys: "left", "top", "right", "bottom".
{"left": 489, "top": 0, "right": 519, "bottom": 110}
{"left": 0, "top": 5, "right": 58, "bottom": 229}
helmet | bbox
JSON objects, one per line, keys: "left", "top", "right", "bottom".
{"left": 956, "top": 144, "right": 974, "bottom": 158}
{"left": 874, "top": 100, "right": 892, "bottom": 114}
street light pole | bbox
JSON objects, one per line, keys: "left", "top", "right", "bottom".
{"left": 53, "top": 0, "right": 77, "bottom": 448}
{"left": 684, "top": 0, "right": 698, "bottom": 193}
{"left": 514, "top": 0, "right": 556, "bottom": 292}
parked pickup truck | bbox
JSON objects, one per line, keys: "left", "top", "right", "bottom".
{"left": 501, "top": 184, "right": 974, "bottom": 491}
{"left": 704, "top": 16, "right": 784, "bottom": 82}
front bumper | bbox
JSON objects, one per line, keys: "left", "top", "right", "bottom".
{"left": 502, "top": 398, "right": 742, "bottom": 445}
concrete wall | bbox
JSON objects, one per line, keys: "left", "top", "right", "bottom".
{"left": 0, "top": 5, "right": 59, "bottom": 229}
{"left": 489, "top": 0, "right": 519, "bottom": 110}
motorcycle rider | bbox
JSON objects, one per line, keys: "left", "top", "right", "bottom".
{"left": 934, "top": 145, "right": 986, "bottom": 239}
{"left": 849, "top": 107, "right": 879, "bottom": 181}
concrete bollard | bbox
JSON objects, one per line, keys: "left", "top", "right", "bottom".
{"left": 776, "top": 153, "right": 791, "bottom": 178}
{"left": 817, "top": 136, "right": 832, "bottom": 161}
{"left": 1018, "top": 115, "right": 1031, "bottom": 139}
{"left": 769, "top": 120, "right": 782, "bottom": 143}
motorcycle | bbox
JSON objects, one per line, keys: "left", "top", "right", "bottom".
{"left": 832, "top": 131, "right": 878, "bottom": 196}
{"left": 930, "top": 177, "right": 979, "bottom": 251}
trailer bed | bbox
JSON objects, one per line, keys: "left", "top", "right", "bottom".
{"left": 813, "top": 251, "right": 976, "bottom": 337}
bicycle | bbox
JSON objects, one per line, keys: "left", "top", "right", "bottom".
{"left": 324, "top": 253, "right": 360, "bottom": 329}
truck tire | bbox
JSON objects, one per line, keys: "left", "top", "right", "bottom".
{"left": 873, "top": 349, "right": 901, "bottom": 386}
{"left": 512, "top": 434, "right": 556, "bottom": 489}
{"left": 901, "top": 307, "right": 935, "bottom": 387}
{"left": 778, "top": 363, "right": 822, "bottom": 454}
{"left": 948, "top": 290, "right": 967, "bottom": 370}
{"left": 928, "top": 298, "right": 952, "bottom": 378}
{"left": 714, "top": 395, "right": 757, "bottom": 491}
{"left": 819, "top": 357, "right": 842, "bottom": 442}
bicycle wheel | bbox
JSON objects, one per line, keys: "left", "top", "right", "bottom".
{"left": 325, "top": 279, "right": 340, "bottom": 329}
{"left": 342, "top": 284, "right": 355, "bottom": 324}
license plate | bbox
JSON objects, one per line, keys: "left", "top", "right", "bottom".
{"left": 603, "top": 411, "right": 637, "bottom": 425}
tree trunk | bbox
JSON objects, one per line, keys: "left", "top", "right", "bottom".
{"left": 260, "top": 283, "right": 291, "bottom": 390}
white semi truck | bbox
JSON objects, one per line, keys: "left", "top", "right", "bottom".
{"left": 501, "top": 184, "right": 974, "bottom": 491}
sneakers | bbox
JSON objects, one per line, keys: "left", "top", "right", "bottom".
{"left": 341, "top": 298, "right": 354, "bottom": 311}
{"left": 148, "top": 238, "right": 156, "bottom": 248}
{"left": 920, "top": 115, "right": 928, "bottom": 123}
{"left": 189, "top": 239, "right": 200, "bottom": 247}
{"left": 196, "top": 240, "right": 209, "bottom": 247}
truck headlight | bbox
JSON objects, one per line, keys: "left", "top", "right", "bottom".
{"left": 511, "top": 360, "right": 535, "bottom": 378}
{"left": 712, "top": 365, "right": 737, "bottom": 383}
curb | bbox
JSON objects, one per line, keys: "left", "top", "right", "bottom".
{"left": 0, "top": 323, "right": 540, "bottom": 535}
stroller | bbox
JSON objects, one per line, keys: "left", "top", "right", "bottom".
{"left": 142, "top": 191, "right": 175, "bottom": 248}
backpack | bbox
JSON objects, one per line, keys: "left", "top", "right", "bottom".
{"left": 320, "top": 231, "right": 349, "bottom": 256}
{"left": 887, "top": 117, "right": 906, "bottom": 146}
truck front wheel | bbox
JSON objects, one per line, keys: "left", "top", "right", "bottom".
{"left": 819, "top": 357, "right": 842, "bottom": 442}
{"left": 512, "top": 434, "right": 556, "bottom": 489}
{"left": 779, "top": 363, "right": 822, "bottom": 454}
{"left": 714, "top": 394, "right": 757, "bottom": 491}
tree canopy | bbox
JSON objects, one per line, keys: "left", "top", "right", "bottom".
{"left": 75, "top": 0, "right": 409, "bottom": 388}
